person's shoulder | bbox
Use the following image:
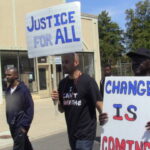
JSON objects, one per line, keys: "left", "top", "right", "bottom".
{"left": 83, "top": 73, "right": 95, "bottom": 80}
{"left": 19, "top": 82, "right": 30, "bottom": 92}
{"left": 79, "top": 73, "right": 96, "bottom": 84}
{"left": 5, "top": 85, "right": 11, "bottom": 93}
{"left": 59, "top": 76, "right": 69, "bottom": 85}
{"left": 79, "top": 74, "right": 99, "bottom": 91}
{"left": 19, "top": 81, "right": 27, "bottom": 88}
{"left": 81, "top": 73, "right": 91, "bottom": 79}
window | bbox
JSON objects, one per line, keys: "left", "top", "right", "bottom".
{"left": 78, "top": 52, "right": 95, "bottom": 78}
{"left": 0, "top": 51, "right": 37, "bottom": 92}
{"left": 19, "top": 52, "right": 36, "bottom": 92}
{"left": 1, "top": 51, "right": 18, "bottom": 91}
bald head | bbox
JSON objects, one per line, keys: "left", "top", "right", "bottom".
{"left": 62, "top": 53, "right": 79, "bottom": 62}
{"left": 62, "top": 53, "right": 80, "bottom": 74}
{"left": 7, "top": 67, "right": 18, "bottom": 75}
{"left": 5, "top": 67, "right": 18, "bottom": 84}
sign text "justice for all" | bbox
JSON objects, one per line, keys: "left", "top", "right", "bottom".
{"left": 26, "top": 11, "right": 80, "bottom": 48}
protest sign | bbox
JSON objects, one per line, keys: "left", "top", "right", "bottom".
{"left": 100, "top": 77, "right": 150, "bottom": 150}
{"left": 26, "top": 2, "right": 82, "bottom": 58}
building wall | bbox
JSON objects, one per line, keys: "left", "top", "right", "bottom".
{"left": 0, "top": 0, "right": 65, "bottom": 103}
{"left": 0, "top": 55, "right": 2, "bottom": 104}
{"left": 81, "top": 14, "right": 101, "bottom": 84}
{"left": 0, "top": 0, "right": 101, "bottom": 102}
{"left": 0, "top": 0, "right": 65, "bottom": 50}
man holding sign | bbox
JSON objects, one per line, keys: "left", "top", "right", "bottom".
{"left": 51, "top": 53, "right": 107, "bottom": 150}
{"left": 26, "top": 2, "right": 108, "bottom": 149}
{"left": 127, "top": 48, "right": 150, "bottom": 130}
{"left": 100, "top": 48, "right": 150, "bottom": 150}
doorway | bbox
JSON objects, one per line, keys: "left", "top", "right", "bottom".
{"left": 38, "top": 66, "right": 50, "bottom": 98}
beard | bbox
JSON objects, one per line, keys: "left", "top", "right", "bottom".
{"left": 6, "top": 78, "right": 16, "bottom": 84}
{"left": 63, "top": 65, "right": 79, "bottom": 74}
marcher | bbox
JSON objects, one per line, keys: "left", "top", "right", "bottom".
{"left": 5, "top": 67, "right": 34, "bottom": 150}
{"left": 100, "top": 64, "right": 112, "bottom": 100}
{"left": 51, "top": 53, "right": 108, "bottom": 150}
{"left": 127, "top": 48, "right": 150, "bottom": 76}
{"left": 127, "top": 48, "right": 150, "bottom": 130}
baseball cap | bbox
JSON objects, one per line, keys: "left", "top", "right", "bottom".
{"left": 127, "top": 48, "right": 150, "bottom": 59}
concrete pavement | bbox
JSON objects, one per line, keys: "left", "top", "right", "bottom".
{"left": 1, "top": 130, "right": 101, "bottom": 150}
{"left": 0, "top": 98, "right": 67, "bottom": 149}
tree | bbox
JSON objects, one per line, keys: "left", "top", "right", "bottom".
{"left": 125, "top": 0, "right": 150, "bottom": 51}
{"left": 98, "top": 11, "right": 124, "bottom": 66}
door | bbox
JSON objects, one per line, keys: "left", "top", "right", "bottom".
{"left": 38, "top": 66, "right": 50, "bottom": 98}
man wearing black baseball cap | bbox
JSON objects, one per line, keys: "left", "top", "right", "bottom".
{"left": 127, "top": 48, "right": 150, "bottom": 130}
{"left": 127, "top": 48, "right": 150, "bottom": 76}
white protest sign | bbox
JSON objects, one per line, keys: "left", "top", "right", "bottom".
{"left": 100, "top": 77, "right": 150, "bottom": 150}
{"left": 26, "top": 2, "right": 82, "bottom": 58}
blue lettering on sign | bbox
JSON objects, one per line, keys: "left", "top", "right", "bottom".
{"left": 27, "top": 11, "right": 76, "bottom": 32}
{"left": 27, "top": 16, "right": 35, "bottom": 32}
{"left": 40, "top": 18, "right": 46, "bottom": 29}
{"left": 55, "top": 25, "right": 80, "bottom": 44}
{"left": 113, "top": 104, "right": 122, "bottom": 109}
{"left": 128, "top": 81, "right": 137, "bottom": 95}
{"left": 105, "top": 80, "right": 112, "bottom": 94}
{"left": 35, "top": 19, "right": 40, "bottom": 31}
{"left": 127, "top": 105, "right": 137, "bottom": 111}
{"left": 137, "top": 80, "right": 146, "bottom": 96}
{"left": 120, "top": 81, "right": 127, "bottom": 94}
{"left": 147, "top": 81, "right": 150, "bottom": 96}
{"left": 61, "top": 12, "right": 67, "bottom": 25}
{"left": 112, "top": 81, "right": 120, "bottom": 94}
{"left": 46, "top": 16, "right": 52, "bottom": 28}
{"left": 105, "top": 80, "right": 150, "bottom": 96}
{"left": 64, "top": 27, "right": 72, "bottom": 43}
{"left": 54, "top": 11, "right": 75, "bottom": 27}
{"left": 113, "top": 104, "right": 123, "bottom": 121}
{"left": 55, "top": 28, "right": 65, "bottom": 44}
{"left": 27, "top": 16, "right": 53, "bottom": 32}
{"left": 27, "top": 11, "right": 81, "bottom": 47}
{"left": 54, "top": 14, "right": 61, "bottom": 26}
{"left": 34, "top": 34, "right": 53, "bottom": 48}
{"left": 72, "top": 25, "right": 80, "bottom": 42}
{"left": 68, "top": 11, "right": 75, "bottom": 23}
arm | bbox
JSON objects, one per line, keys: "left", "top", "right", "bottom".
{"left": 58, "top": 101, "right": 64, "bottom": 113}
{"left": 96, "top": 101, "right": 108, "bottom": 125}
{"left": 89, "top": 78, "right": 108, "bottom": 125}
{"left": 96, "top": 101, "right": 103, "bottom": 114}
{"left": 21, "top": 88, "right": 34, "bottom": 128}
{"left": 100, "top": 79, "right": 104, "bottom": 100}
{"left": 51, "top": 90, "right": 64, "bottom": 113}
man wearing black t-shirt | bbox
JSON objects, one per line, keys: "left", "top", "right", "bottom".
{"left": 51, "top": 53, "right": 108, "bottom": 150}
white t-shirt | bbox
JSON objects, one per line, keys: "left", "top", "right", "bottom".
{"left": 10, "top": 86, "right": 17, "bottom": 94}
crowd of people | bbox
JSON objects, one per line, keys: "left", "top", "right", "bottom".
{"left": 3, "top": 48, "right": 150, "bottom": 150}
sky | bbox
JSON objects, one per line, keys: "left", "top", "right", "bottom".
{"left": 67, "top": 0, "right": 143, "bottom": 30}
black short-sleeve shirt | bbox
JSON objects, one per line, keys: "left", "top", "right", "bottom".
{"left": 58, "top": 74, "right": 101, "bottom": 141}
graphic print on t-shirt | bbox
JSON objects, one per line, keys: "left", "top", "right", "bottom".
{"left": 59, "top": 74, "right": 100, "bottom": 140}
{"left": 63, "top": 85, "right": 82, "bottom": 106}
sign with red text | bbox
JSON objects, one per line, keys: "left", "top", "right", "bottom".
{"left": 26, "top": 2, "right": 82, "bottom": 58}
{"left": 100, "top": 77, "right": 150, "bottom": 150}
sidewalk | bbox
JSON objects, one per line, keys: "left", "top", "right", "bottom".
{"left": 0, "top": 98, "right": 66, "bottom": 149}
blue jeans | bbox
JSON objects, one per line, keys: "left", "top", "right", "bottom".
{"left": 71, "top": 140, "right": 94, "bottom": 150}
